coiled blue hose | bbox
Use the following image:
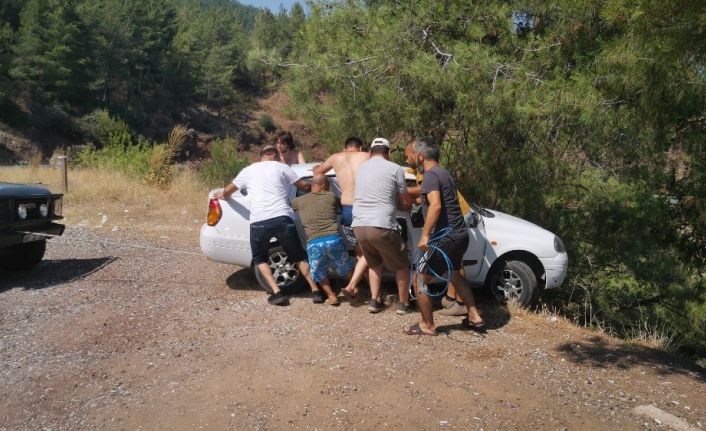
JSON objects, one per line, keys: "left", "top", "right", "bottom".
{"left": 409, "top": 227, "right": 453, "bottom": 299}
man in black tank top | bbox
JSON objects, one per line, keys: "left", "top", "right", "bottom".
{"left": 403, "top": 137, "right": 485, "bottom": 336}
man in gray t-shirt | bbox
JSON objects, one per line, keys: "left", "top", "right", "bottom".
{"left": 352, "top": 138, "right": 413, "bottom": 314}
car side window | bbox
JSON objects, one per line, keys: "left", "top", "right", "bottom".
{"left": 295, "top": 178, "right": 313, "bottom": 197}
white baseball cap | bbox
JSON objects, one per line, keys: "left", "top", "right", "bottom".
{"left": 370, "top": 137, "right": 390, "bottom": 148}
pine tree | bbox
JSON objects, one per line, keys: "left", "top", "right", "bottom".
{"left": 10, "top": 0, "right": 90, "bottom": 107}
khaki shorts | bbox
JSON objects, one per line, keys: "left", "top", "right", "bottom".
{"left": 353, "top": 226, "right": 410, "bottom": 271}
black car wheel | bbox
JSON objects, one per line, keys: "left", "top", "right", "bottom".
{"left": 252, "top": 246, "right": 306, "bottom": 294}
{"left": 487, "top": 259, "right": 538, "bottom": 307}
{"left": 1, "top": 240, "right": 47, "bottom": 271}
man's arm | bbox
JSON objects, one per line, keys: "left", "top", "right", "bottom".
{"left": 395, "top": 167, "right": 412, "bottom": 211}
{"left": 418, "top": 190, "right": 441, "bottom": 251}
{"left": 312, "top": 155, "right": 335, "bottom": 175}
{"left": 297, "top": 151, "right": 306, "bottom": 164}
{"left": 398, "top": 191, "right": 413, "bottom": 211}
{"left": 213, "top": 183, "right": 238, "bottom": 200}
{"left": 407, "top": 184, "right": 421, "bottom": 199}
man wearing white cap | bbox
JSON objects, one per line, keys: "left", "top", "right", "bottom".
{"left": 352, "top": 138, "right": 413, "bottom": 314}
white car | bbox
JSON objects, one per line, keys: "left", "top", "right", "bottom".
{"left": 200, "top": 163, "right": 568, "bottom": 306}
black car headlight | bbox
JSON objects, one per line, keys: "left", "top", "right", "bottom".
{"left": 554, "top": 236, "right": 566, "bottom": 253}
{"left": 17, "top": 204, "right": 28, "bottom": 220}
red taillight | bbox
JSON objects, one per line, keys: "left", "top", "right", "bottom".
{"left": 207, "top": 198, "right": 222, "bottom": 226}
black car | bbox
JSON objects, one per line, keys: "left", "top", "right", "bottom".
{"left": 0, "top": 182, "right": 64, "bottom": 270}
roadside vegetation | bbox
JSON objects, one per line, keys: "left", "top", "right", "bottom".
{"left": 0, "top": 164, "right": 208, "bottom": 243}
{"left": 0, "top": 0, "right": 704, "bottom": 362}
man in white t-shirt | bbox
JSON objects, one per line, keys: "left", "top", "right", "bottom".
{"left": 213, "top": 145, "right": 319, "bottom": 306}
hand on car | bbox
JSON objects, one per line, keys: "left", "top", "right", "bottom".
{"left": 210, "top": 188, "right": 225, "bottom": 200}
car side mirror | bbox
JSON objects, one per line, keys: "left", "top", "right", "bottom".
{"left": 410, "top": 205, "right": 424, "bottom": 228}
{"left": 466, "top": 212, "right": 480, "bottom": 228}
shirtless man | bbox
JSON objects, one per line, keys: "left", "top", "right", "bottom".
{"left": 313, "top": 137, "right": 370, "bottom": 298}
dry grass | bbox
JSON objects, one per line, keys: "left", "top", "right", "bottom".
{"left": 625, "top": 321, "right": 681, "bottom": 353}
{"left": 0, "top": 165, "right": 211, "bottom": 244}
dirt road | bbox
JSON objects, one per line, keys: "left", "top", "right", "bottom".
{"left": 1, "top": 227, "right": 704, "bottom": 430}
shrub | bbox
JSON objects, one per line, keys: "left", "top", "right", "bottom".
{"left": 73, "top": 135, "right": 154, "bottom": 178}
{"left": 145, "top": 125, "right": 188, "bottom": 188}
{"left": 258, "top": 113, "right": 276, "bottom": 132}
{"left": 543, "top": 167, "right": 706, "bottom": 357}
{"left": 75, "top": 109, "right": 132, "bottom": 146}
{"left": 199, "top": 137, "right": 250, "bottom": 186}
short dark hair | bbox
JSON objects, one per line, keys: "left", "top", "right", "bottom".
{"left": 344, "top": 136, "right": 363, "bottom": 148}
{"left": 414, "top": 136, "right": 440, "bottom": 161}
{"left": 370, "top": 145, "right": 390, "bottom": 155}
{"left": 276, "top": 131, "right": 294, "bottom": 149}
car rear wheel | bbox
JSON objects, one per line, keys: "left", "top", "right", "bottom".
{"left": 487, "top": 259, "right": 537, "bottom": 307}
{"left": 253, "top": 246, "right": 306, "bottom": 295}
{"left": 1, "top": 240, "right": 47, "bottom": 271}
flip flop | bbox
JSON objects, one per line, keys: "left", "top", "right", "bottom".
{"left": 403, "top": 322, "right": 438, "bottom": 336}
{"left": 462, "top": 317, "right": 487, "bottom": 334}
{"left": 340, "top": 287, "right": 359, "bottom": 302}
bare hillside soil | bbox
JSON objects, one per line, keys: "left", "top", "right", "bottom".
{"left": 1, "top": 226, "right": 705, "bottom": 430}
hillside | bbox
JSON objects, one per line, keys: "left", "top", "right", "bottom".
{"left": 0, "top": 89, "right": 321, "bottom": 165}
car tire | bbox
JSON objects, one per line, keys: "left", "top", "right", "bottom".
{"left": 252, "top": 245, "right": 306, "bottom": 295}
{"left": 487, "top": 259, "right": 537, "bottom": 307}
{"left": 0, "top": 240, "right": 47, "bottom": 271}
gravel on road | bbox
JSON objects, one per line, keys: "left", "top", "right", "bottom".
{"left": 1, "top": 227, "right": 704, "bottom": 430}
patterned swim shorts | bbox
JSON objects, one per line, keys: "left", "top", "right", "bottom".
{"left": 307, "top": 234, "right": 355, "bottom": 283}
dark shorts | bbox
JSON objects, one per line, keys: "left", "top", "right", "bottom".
{"left": 420, "top": 231, "right": 469, "bottom": 276}
{"left": 341, "top": 205, "right": 353, "bottom": 226}
{"left": 353, "top": 226, "right": 410, "bottom": 271}
{"left": 250, "top": 216, "right": 307, "bottom": 264}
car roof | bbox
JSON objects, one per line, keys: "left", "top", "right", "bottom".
{"left": 290, "top": 162, "right": 416, "bottom": 181}
{"left": 290, "top": 163, "right": 329, "bottom": 177}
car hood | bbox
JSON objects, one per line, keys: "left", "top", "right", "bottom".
{"left": 481, "top": 208, "right": 559, "bottom": 257}
{"left": 0, "top": 182, "right": 53, "bottom": 197}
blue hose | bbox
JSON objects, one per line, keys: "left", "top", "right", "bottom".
{"left": 409, "top": 227, "right": 453, "bottom": 299}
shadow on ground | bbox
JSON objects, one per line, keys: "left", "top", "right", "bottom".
{"left": 0, "top": 257, "right": 118, "bottom": 291}
{"left": 437, "top": 303, "right": 511, "bottom": 333}
{"left": 225, "top": 267, "right": 260, "bottom": 291}
{"left": 557, "top": 336, "right": 706, "bottom": 382}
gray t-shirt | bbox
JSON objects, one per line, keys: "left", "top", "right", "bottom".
{"left": 352, "top": 156, "right": 407, "bottom": 230}
{"left": 420, "top": 165, "right": 466, "bottom": 235}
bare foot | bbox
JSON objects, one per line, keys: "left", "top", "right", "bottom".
{"left": 326, "top": 297, "right": 340, "bottom": 306}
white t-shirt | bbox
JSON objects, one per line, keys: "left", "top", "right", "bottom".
{"left": 233, "top": 161, "right": 300, "bottom": 223}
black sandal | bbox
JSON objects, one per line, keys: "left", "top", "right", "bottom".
{"left": 462, "top": 317, "right": 487, "bottom": 334}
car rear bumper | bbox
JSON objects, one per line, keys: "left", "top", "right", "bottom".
{"left": 539, "top": 253, "right": 569, "bottom": 289}
{"left": 0, "top": 222, "right": 64, "bottom": 248}
{"left": 199, "top": 224, "right": 252, "bottom": 267}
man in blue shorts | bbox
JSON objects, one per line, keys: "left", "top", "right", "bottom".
{"left": 292, "top": 174, "right": 354, "bottom": 306}
{"left": 313, "top": 137, "right": 370, "bottom": 299}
